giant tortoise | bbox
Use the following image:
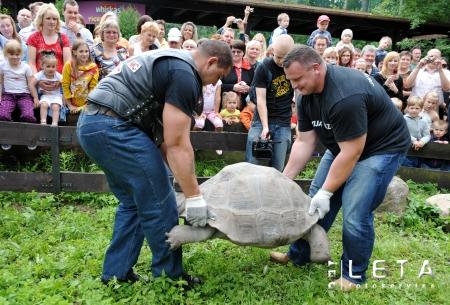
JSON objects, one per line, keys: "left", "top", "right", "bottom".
{"left": 166, "top": 162, "right": 330, "bottom": 263}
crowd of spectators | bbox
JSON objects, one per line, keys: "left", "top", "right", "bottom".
{"left": 0, "top": 1, "right": 448, "bottom": 170}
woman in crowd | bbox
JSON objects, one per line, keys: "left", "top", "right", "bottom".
{"left": 221, "top": 39, "right": 254, "bottom": 110}
{"left": 251, "top": 33, "right": 267, "bottom": 61}
{"left": 155, "top": 19, "right": 168, "bottom": 49}
{"left": 0, "top": 14, "right": 27, "bottom": 62}
{"left": 128, "top": 21, "right": 159, "bottom": 56}
{"left": 180, "top": 21, "right": 198, "bottom": 43}
{"left": 27, "top": 3, "right": 71, "bottom": 74}
{"left": 398, "top": 50, "right": 413, "bottom": 105}
{"left": 373, "top": 51, "right": 403, "bottom": 100}
{"left": 338, "top": 45, "right": 353, "bottom": 68}
{"left": 90, "top": 20, "right": 127, "bottom": 80}
{"left": 244, "top": 39, "right": 262, "bottom": 69}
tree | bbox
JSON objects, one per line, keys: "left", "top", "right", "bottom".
{"left": 118, "top": 6, "right": 140, "bottom": 40}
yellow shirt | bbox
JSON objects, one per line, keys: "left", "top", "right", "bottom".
{"left": 62, "top": 61, "right": 99, "bottom": 107}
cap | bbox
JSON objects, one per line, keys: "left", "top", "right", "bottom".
{"left": 167, "top": 27, "right": 181, "bottom": 42}
{"left": 318, "top": 15, "right": 330, "bottom": 23}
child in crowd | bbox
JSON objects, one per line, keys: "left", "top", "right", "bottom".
{"left": 269, "top": 13, "right": 289, "bottom": 45}
{"left": 391, "top": 97, "right": 403, "bottom": 112}
{"left": 182, "top": 39, "right": 197, "bottom": 50}
{"left": 128, "top": 21, "right": 159, "bottom": 56}
{"left": 402, "top": 96, "right": 430, "bottom": 168}
{"left": 307, "top": 15, "right": 332, "bottom": 48}
{"left": 353, "top": 58, "right": 367, "bottom": 73}
{"left": 31, "top": 54, "right": 63, "bottom": 126}
{"left": 0, "top": 40, "right": 39, "bottom": 150}
{"left": 220, "top": 91, "right": 241, "bottom": 125}
{"left": 62, "top": 40, "right": 99, "bottom": 114}
{"left": 335, "top": 28, "right": 354, "bottom": 52}
{"left": 375, "top": 36, "right": 392, "bottom": 69}
{"left": 322, "top": 47, "right": 339, "bottom": 65}
{"left": 353, "top": 48, "right": 362, "bottom": 63}
{"left": 421, "top": 91, "right": 440, "bottom": 131}
{"left": 194, "top": 80, "right": 223, "bottom": 132}
{"left": 422, "top": 120, "right": 449, "bottom": 171}
{"left": 240, "top": 102, "right": 255, "bottom": 132}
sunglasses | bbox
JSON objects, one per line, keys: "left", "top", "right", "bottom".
{"left": 40, "top": 50, "right": 56, "bottom": 56}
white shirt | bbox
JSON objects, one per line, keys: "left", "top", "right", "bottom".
{"left": 0, "top": 61, "right": 33, "bottom": 93}
{"left": 411, "top": 67, "right": 450, "bottom": 104}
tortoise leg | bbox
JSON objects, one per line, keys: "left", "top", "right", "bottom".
{"left": 305, "top": 224, "right": 331, "bottom": 263}
{"left": 166, "top": 225, "right": 217, "bottom": 250}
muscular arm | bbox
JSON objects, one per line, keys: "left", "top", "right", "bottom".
{"left": 163, "top": 103, "right": 200, "bottom": 197}
{"left": 321, "top": 133, "right": 366, "bottom": 193}
{"left": 255, "top": 87, "right": 269, "bottom": 137}
{"left": 283, "top": 129, "right": 318, "bottom": 179}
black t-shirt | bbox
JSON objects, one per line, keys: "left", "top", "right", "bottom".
{"left": 297, "top": 64, "right": 410, "bottom": 159}
{"left": 253, "top": 57, "right": 294, "bottom": 126}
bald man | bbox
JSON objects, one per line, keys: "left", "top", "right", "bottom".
{"left": 245, "top": 34, "right": 295, "bottom": 171}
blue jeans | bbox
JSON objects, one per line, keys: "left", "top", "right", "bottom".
{"left": 76, "top": 112, "right": 182, "bottom": 280}
{"left": 245, "top": 121, "right": 292, "bottom": 171}
{"left": 287, "top": 150, "right": 405, "bottom": 284}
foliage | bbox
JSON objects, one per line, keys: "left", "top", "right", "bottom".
{"left": 117, "top": 6, "right": 140, "bottom": 39}
{"left": 0, "top": 6, "right": 10, "bottom": 15}
{"left": 396, "top": 38, "right": 450, "bottom": 60}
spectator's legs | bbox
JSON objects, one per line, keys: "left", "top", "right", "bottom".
{"left": 268, "top": 124, "right": 291, "bottom": 171}
{"left": 245, "top": 120, "right": 262, "bottom": 165}
{"left": 39, "top": 100, "right": 49, "bottom": 124}
{"left": 16, "top": 93, "right": 36, "bottom": 123}
{"left": 0, "top": 93, "right": 17, "bottom": 121}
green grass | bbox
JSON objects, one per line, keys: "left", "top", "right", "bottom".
{"left": 0, "top": 180, "right": 449, "bottom": 305}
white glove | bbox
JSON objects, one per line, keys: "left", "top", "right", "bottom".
{"left": 185, "top": 195, "right": 208, "bottom": 227}
{"left": 308, "top": 189, "right": 333, "bottom": 219}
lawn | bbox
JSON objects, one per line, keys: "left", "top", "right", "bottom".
{"left": 0, "top": 178, "right": 448, "bottom": 305}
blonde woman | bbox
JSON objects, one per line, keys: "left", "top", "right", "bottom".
{"left": 128, "top": 21, "right": 159, "bottom": 56}
{"left": 373, "top": 51, "right": 403, "bottom": 100}
{"left": 251, "top": 33, "right": 267, "bottom": 61}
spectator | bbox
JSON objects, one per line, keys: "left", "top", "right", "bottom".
{"left": 220, "top": 91, "right": 241, "bottom": 125}
{"left": 0, "top": 14, "right": 27, "bottom": 62}
{"left": 167, "top": 27, "right": 181, "bottom": 49}
{"left": 245, "top": 34, "right": 295, "bottom": 171}
{"left": 220, "top": 27, "right": 235, "bottom": 46}
{"left": 373, "top": 51, "right": 403, "bottom": 100}
{"left": 353, "top": 47, "right": 362, "bottom": 63}
{"left": 353, "top": 58, "right": 367, "bottom": 73}
{"left": 128, "top": 15, "right": 153, "bottom": 46}
{"left": 155, "top": 19, "right": 168, "bottom": 49}
{"left": 361, "top": 44, "right": 379, "bottom": 76}
{"left": 405, "top": 48, "right": 450, "bottom": 108}
{"left": 269, "top": 13, "right": 289, "bottom": 46}
{"left": 30, "top": 53, "right": 63, "bottom": 126}
{"left": 335, "top": 28, "right": 354, "bottom": 52}
{"left": 240, "top": 102, "right": 255, "bottom": 132}
{"left": 193, "top": 80, "right": 223, "bottom": 131}
{"left": 322, "top": 47, "right": 339, "bottom": 65}
{"left": 18, "top": 1, "right": 44, "bottom": 42}
{"left": 337, "top": 46, "right": 353, "bottom": 68}
{"left": 422, "top": 120, "right": 449, "bottom": 171}
{"left": 307, "top": 15, "right": 332, "bottom": 48}
{"left": 91, "top": 20, "right": 128, "bottom": 80}
{"left": 16, "top": 8, "right": 32, "bottom": 32}
{"left": 375, "top": 36, "right": 392, "bottom": 68}
{"left": 391, "top": 97, "right": 403, "bottom": 112}
{"left": 180, "top": 21, "right": 198, "bottom": 43}
{"left": 420, "top": 90, "right": 440, "bottom": 130}
{"left": 60, "top": 0, "right": 94, "bottom": 47}
{"left": 182, "top": 39, "right": 197, "bottom": 51}
{"left": 410, "top": 46, "right": 422, "bottom": 70}
{"left": 244, "top": 40, "right": 262, "bottom": 68}
{"left": 221, "top": 39, "right": 254, "bottom": 110}
{"left": 62, "top": 39, "right": 99, "bottom": 114}
{"left": 27, "top": 3, "right": 71, "bottom": 75}
{"left": 312, "top": 35, "right": 328, "bottom": 57}
{"left": 0, "top": 40, "right": 38, "bottom": 130}
{"left": 128, "top": 21, "right": 159, "bottom": 56}
{"left": 98, "top": 11, "right": 129, "bottom": 50}
{"left": 398, "top": 50, "right": 413, "bottom": 107}
{"left": 402, "top": 96, "right": 430, "bottom": 167}
{"left": 251, "top": 33, "right": 267, "bottom": 61}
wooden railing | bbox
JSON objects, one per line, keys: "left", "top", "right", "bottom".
{"left": 1, "top": 121, "right": 449, "bottom": 193}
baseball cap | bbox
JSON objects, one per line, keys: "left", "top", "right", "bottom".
{"left": 167, "top": 27, "right": 181, "bottom": 42}
{"left": 318, "top": 15, "right": 330, "bottom": 23}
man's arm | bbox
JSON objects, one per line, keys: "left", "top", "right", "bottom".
{"left": 255, "top": 87, "right": 269, "bottom": 138}
{"left": 321, "top": 134, "right": 366, "bottom": 193}
{"left": 283, "top": 129, "right": 318, "bottom": 179}
{"left": 162, "top": 103, "right": 200, "bottom": 197}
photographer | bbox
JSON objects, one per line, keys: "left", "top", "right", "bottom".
{"left": 245, "top": 34, "right": 294, "bottom": 171}
{"left": 405, "top": 48, "right": 450, "bottom": 109}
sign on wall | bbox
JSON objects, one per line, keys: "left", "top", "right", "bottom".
{"left": 78, "top": 1, "right": 146, "bottom": 25}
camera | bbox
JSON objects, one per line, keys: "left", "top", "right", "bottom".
{"left": 425, "top": 56, "right": 434, "bottom": 63}
{"left": 252, "top": 138, "right": 275, "bottom": 159}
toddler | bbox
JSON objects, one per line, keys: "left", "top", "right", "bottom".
{"left": 402, "top": 96, "right": 430, "bottom": 167}
{"left": 353, "top": 58, "right": 367, "bottom": 73}
{"left": 0, "top": 40, "right": 39, "bottom": 150}
{"left": 422, "top": 120, "right": 449, "bottom": 170}
{"left": 31, "top": 54, "right": 63, "bottom": 126}
{"left": 307, "top": 15, "right": 332, "bottom": 48}
{"left": 335, "top": 28, "right": 355, "bottom": 52}
{"left": 269, "top": 13, "right": 289, "bottom": 45}
{"left": 62, "top": 40, "right": 99, "bottom": 114}
{"left": 220, "top": 91, "right": 241, "bottom": 125}
{"left": 194, "top": 80, "right": 223, "bottom": 131}
{"left": 420, "top": 91, "right": 440, "bottom": 131}
{"left": 323, "top": 47, "right": 339, "bottom": 65}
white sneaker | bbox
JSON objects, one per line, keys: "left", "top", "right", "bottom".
{"left": 1, "top": 144, "right": 12, "bottom": 150}
{"left": 215, "top": 150, "right": 223, "bottom": 155}
{"left": 27, "top": 145, "right": 37, "bottom": 150}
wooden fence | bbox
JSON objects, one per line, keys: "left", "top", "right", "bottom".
{"left": 1, "top": 121, "right": 449, "bottom": 193}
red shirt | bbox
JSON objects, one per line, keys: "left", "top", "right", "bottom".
{"left": 27, "top": 31, "right": 70, "bottom": 73}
